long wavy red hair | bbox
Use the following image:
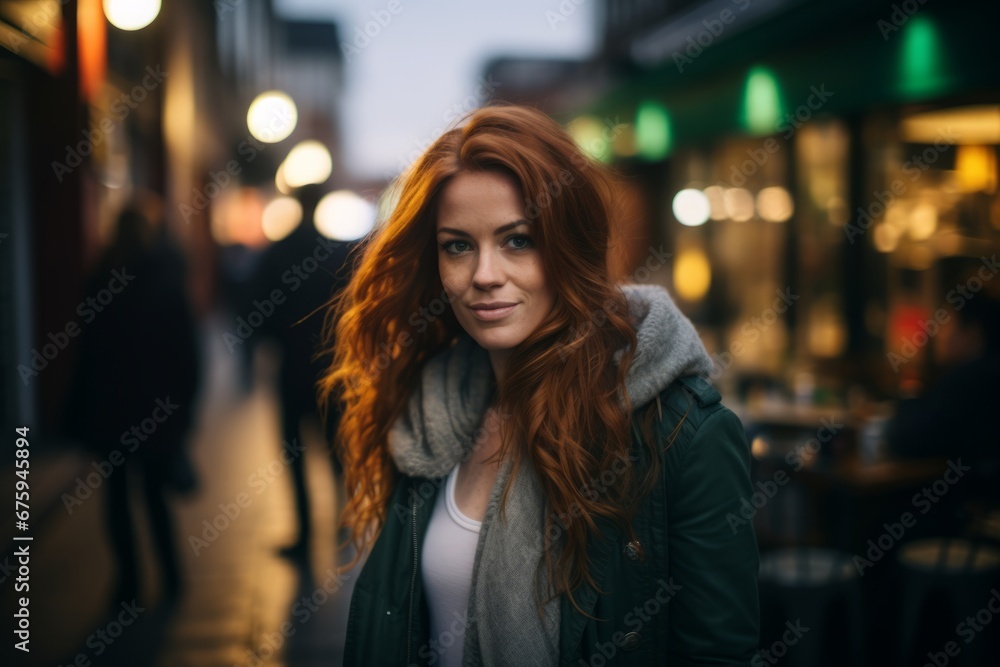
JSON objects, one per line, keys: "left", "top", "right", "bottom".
{"left": 318, "top": 104, "right": 672, "bottom": 617}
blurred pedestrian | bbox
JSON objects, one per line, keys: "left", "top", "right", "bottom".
{"left": 250, "top": 183, "right": 355, "bottom": 562}
{"left": 64, "top": 201, "right": 202, "bottom": 606}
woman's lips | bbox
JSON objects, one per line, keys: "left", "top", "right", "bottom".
{"left": 470, "top": 303, "right": 518, "bottom": 321}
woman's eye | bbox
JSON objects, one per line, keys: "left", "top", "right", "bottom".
{"left": 507, "top": 234, "right": 532, "bottom": 250}
{"left": 440, "top": 235, "right": 532, "bottom": 255}
{"left": 440, "top": 240, "right": 469, "bottom": 254}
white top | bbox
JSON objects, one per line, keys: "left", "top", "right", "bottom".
{"left": 420, "top": 463, "right": 482, "bottom": 667}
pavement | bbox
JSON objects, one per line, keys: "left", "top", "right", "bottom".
{"left": 1, "top": 314, "right": 360, "bottom": 667}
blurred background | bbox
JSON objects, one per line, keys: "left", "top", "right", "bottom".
{"left": 2, "top": 0, "right": 999, "bottom": 665}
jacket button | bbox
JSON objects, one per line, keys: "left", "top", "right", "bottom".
{"left": 623, "top": 540, "right": 644, "bottom": 561}
{"left": 622, "top": 631, "right": 641, "bottom": 651}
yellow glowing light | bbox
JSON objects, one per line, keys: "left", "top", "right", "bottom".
{"left": 703, "top": 186, "right": 727, "bottom": 221}
{"left": 751, "top": 436, "right": 770, "bottom": 459}
{"left": 756, "top": 186, "right": 794, "bottom": 223}
{"left": 262, "top": 197, "right": 303, "bottom": 242}
{"left": 673, "top": 249, "right": 711, "bottom": 302}
{"left": 902, "top": 105, "right": 1000, "bottom": 145}
{"left": 723, "top": 188, "right": 755, "bottom": 222}
{"left": 672, "top": 189, "right": 710, "bottom": 227}
{"left": 955, "top": 145, "right": 998, "bottom": 193}
{"left": 275, "top": 163, "right": 292, "bottom": 195}
{"left": 873, "top": 223, "right": 901, "bottom": 253}
{"left": 908, "top": 203, "right": 937, "bottom": 240}
{"left": 825, "top": 196, "right": 848, "bottom": 227}
{"left": 885, "top": 203, "right": 907, "bottom": 230}
{"left": 567, "top": 116, "right": 612, "bottom": 162}
{"left": 247, "top": 91, "right": 298, "bottom": 144}
{"left": 281, "top": 141, "right": 333, "bottom": 189}
{"left": 315, "top": 190, "right": 376, "bottom": 241}
{"left": 103, "top": 0, "right": 160, "bottom": 31}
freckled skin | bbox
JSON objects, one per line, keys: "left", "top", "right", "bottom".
{"left": 436, "top": 170, "right": 556, "bottom": 384}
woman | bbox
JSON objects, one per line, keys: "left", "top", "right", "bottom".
{"left": 319, "top": 105, "right": 759, "bottom": 666}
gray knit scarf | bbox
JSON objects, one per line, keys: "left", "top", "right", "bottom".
{"left": 387, "top": 283, "right": 713, "bottom": 666}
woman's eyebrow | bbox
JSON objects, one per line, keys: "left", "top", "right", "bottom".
{"left": 437, "top": 219, "right": 531, "bottom": 237}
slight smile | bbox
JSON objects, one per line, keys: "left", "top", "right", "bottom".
{"left": 469, "top": 302, "right": 518, "bottom": 321}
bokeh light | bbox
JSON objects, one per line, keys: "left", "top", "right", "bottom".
{"left": 315, "top": 190, "right": 376, "bottom": 241}
{"left": 673, "top": 248, "right": 712, "bottom": 301}
{"left": 262, "top": 197, "right": 304, "bottom": 242}
{"left": 247, "top": 91, "right": 298, "bottom": 144}
{"left": 636, "top": 101, "right": 671, "bottom": 161}
{"left": 723, "top": 187, "right": 755, "bottom": 222}
{"left": 103, "top": 0, "right": 161, "bottom": 31}
{"left": 672, "top": 188, "right": 710, "bottom": 226}
{"left": 281, "top": 141, "right": 333, "bottom": 189}
{"left": 703, "top": 186, "right": 727, "bottom": 221}
{"left": 756, "top": 186, "right": 794, "bottom": 222}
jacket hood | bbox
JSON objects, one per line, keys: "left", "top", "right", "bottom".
{"left": 388, "top": 283, "right": 713, "bottom": 478}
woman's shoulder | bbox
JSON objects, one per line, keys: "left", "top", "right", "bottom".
{"left": 639, "top": 375, "right": 750, "bottom": 479}
{"left": 643, "top": 375, "right": 727, "bottom": 438}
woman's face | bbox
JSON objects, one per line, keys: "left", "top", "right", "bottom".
{"left": 436, "top": 170, "right": 556, "bottom": 373}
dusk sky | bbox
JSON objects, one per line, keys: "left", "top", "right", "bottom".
{"left": 276, "top": 0, "right": 598, "bottom": 181}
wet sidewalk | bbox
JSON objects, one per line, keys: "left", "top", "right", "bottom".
{"left": 2, "top": 313, "right": 359, "bottom": 667}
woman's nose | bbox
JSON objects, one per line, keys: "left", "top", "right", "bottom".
{"left": 472, "top": 249, "right": 505, "bottom": 289}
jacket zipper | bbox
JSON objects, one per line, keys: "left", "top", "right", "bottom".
{"left": 407, "top": 479, "right": 417, "bottom": 666}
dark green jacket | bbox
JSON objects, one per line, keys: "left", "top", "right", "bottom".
{"left": 344, "top": 375, "right": 760, "bottom": 666}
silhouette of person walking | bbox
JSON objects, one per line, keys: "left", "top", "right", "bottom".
{"left": 65, "top": 201, "right": 202, "bottom": 605}
{"left": 250, "top": 184, "right": 355, "bottom": 562}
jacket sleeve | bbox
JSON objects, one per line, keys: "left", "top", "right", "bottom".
{"left": 666, "top": 406, "right": 760, "bottom": 666}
